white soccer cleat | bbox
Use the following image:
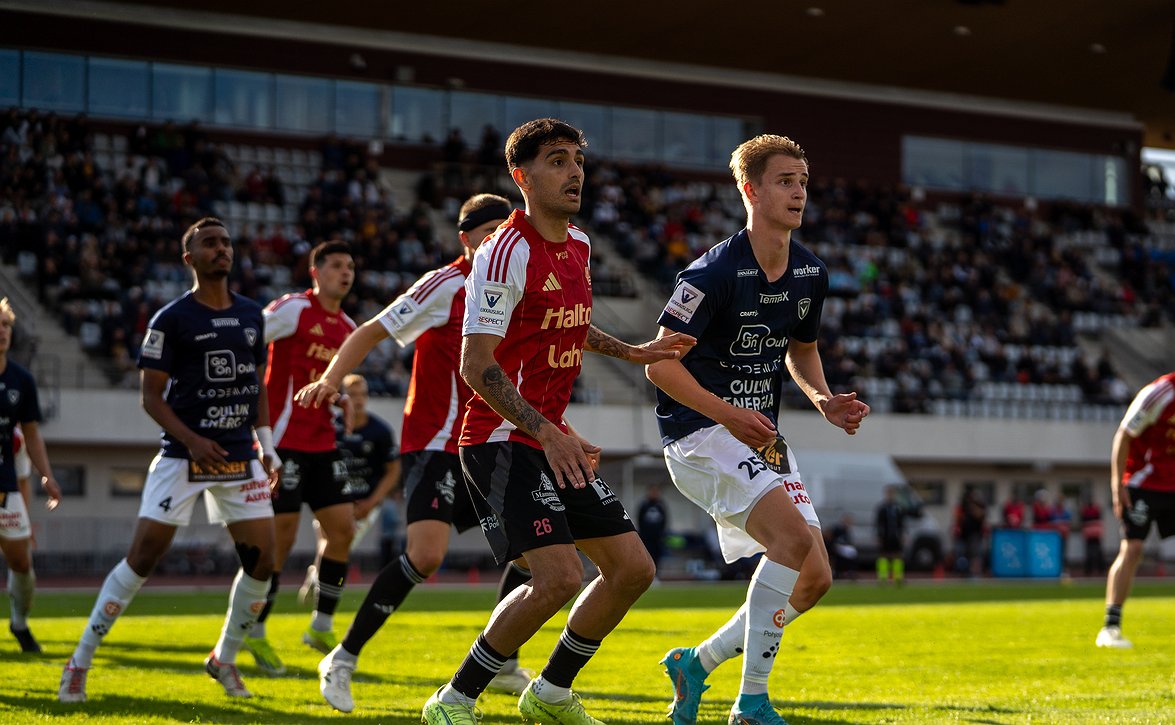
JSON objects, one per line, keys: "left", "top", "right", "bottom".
{"left": 486, "top": 662, "right": 534, "bottom": 696}
{"left": 57, "top": 659, "right": 89, "bottom": 703}
{"left": 318, "top": 646, "right": 356, "bottom": 713}
{"left": 1095, "top": 626, "right": 1133, "bottom": 649}
{"left": 205, "top": 651, "right": 254, "bottom": 697}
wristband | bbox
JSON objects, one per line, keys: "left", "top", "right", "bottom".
{"left": 255, "top": 426, "right": 276, "bottom": 458}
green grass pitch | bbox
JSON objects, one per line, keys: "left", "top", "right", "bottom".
{"left": 1, "top": 579, "right": 1171, "bottom": 723}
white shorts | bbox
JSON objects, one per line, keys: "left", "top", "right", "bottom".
{"left": 138, "top": 454, "right": 274, "bottom": 526}
{"left": 0, "top": 492, "right": 31, "bottom": 540}
{"left": 665, "top": 425, "right": 820, "bottom": 564}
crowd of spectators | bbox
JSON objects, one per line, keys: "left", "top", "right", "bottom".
{"left": 3, "top": 109, "right": 1172, "bottom": 415}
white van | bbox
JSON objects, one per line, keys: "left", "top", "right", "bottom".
{"left": 797, "top": 450, "right": 944, "bottom": 571}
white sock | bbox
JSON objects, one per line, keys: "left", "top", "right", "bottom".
{"left": 740, "top": 558, "right": 799, "bottom": 697}
{"left": 213, "top": 570, "right": 270, "bottom": 664}
{"left": 530, "top": 675, "right": 571, "bottom": 704}
{"left": 73, "top": 559, "right": 147, "bottom": 667}
{"left": 699, "top": 602, "right": 747, "bottom": 672}
{"left": 249, "top": 621, "right": 267, "bottom": 639}
{"left": 8, "top": 569, "right": 35, "bottom": 629}
{"left": 330, "top": 643, "right": 357, "bottom": 665}
{"left": 699, "top": 600, "right": 807, "bottom": 673}
{"left": 439, "top": 683, "right": 477, "bottom": 707}
{"left": 311, "top": 610, "right": 333, "bottom": 632}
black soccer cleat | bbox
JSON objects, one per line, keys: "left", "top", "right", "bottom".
{"left": 10, "top": 623, "right": 42, "bottom": 653}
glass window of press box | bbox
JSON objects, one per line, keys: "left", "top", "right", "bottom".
{"left": 6, "top": 48, "right": 752, "bottom": 170}
{"left": 902, "top": 135, "right": 1130, "bottom": 206}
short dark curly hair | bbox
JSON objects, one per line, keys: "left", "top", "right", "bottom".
{"left": 504, "top": 118, "right": 587, "bottom": 170}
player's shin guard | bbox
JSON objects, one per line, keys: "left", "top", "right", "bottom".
{"left": 213, "top": 569, "right": 270, "bottom": 664}
{"left": 312, "top": 557, "right": 348, "bottom": 632}
{"left": 740, "top": 558, "right": 799, "bottom": 696}
{"left": 340, "top": 554, "right": 425, "bottom": 655}
{"left": 73, "top": 559, "right": 146, "bottom": 667}
{"left": 7, "top": 569, "right": 35, "bottom": 628}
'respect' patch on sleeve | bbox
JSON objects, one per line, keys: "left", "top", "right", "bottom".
{"left": 476, "top": 283, "right": 510, "bottom": 329}
{"left": 141, "top": 328, "right": 165, "bottom": 359}
{"left": 663, "top": 281, "right": 705, "bottom": 323}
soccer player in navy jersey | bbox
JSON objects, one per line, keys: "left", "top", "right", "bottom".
{"left": 0, "top": 298, "right": 62, "bottom": 654}
{"left": 421, "top": 118, "right": 694, "bottom": 725}
{"left": 58, "top": 217, "right": 279, "bottom": 703}
{"left": 646, "top": 135, "right": 869, "bottom": 725}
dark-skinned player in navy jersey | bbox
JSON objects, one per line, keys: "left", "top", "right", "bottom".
{"left": 59, "top": 217, "right": 279, "bottom": 703}
{"left": 0, "top": 298, "right": 62, "bottom": 654}
{"left": 646, "top": 135, "right": 869, "bottom": 725}
{"left": 422, "top": 118, "right": 695, "bottom": 725}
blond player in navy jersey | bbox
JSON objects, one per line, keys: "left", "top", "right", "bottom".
{"left": 647, "top": 135, "right": 869, "bottom": 725}
{"left": 422, "top": 118, "right": 694, "bottom": 725}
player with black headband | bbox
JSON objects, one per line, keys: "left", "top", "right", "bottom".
{"left": 297, "top": 194, "right": 534, "bottom": 713}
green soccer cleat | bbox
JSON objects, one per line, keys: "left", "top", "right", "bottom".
{"left": 302, "top": 626, "right": 338, "bottom": 655}
{"left": 243, "top": 635, "right": 286, "bottom": 675}
{"left": 422, "top": 687, "right": 483, "bottom": 724}
{"left": 661, "top": 646, "right": 711, "bottom": 725}
{"left": 728, "top": 694, "right": 787, "bottom": 725}
{"left": 518, "top": 681, "right": 604, "bottom": 724}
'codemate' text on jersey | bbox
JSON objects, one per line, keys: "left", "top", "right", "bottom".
{"left": 1120, "top": 372, "right": 1175, "bottom": 492}
{"left": 376, "top": 256, "right": 472, "bottom": 454}
{"left": 138, "top": 291, "right": 266, "bottom": 461}
{"left": 461, "top": 210, "right": 592, "bottom": 448}
{"left": 265, "top": 290, "right": 356, "bottom": 452}
{"left": 0, "top": 362, "right": 41, "bottom": 493}
{"left": 654, "top": 229, "right": 829, "bottom": 446}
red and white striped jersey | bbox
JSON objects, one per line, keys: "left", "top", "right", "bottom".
{"left": 461, "top": 210, "right": 592, "bottom": 449}
{"left": 1120, "top": 372, "right": 1175, "bottom": 492}
{"left": 264, "top": 290, "right": 356, "bottom": 452}
{"left": 376, "top": 256, "right": 472, "bottom": 455}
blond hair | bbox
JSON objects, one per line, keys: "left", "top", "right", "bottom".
{"left": 0, "top": 297, "right": 15, "bottom": 324}
{"left": 342, "top": 373, "right": 367, "bottom": 393}
{"left": 730, "top": 134, "right": 808, "bottom": 194}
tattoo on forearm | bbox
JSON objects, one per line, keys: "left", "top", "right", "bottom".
{"left": 482, "top": 364, "right": 546, "bottom": 437}
{"left": 585, "top": 325, "right": 630, "bottom": 360}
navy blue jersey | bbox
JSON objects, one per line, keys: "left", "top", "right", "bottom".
{"left": 655, "top": 229, "right": 828, "bottom": 446}
{"left": 0, "top": 362, "right": 41, "bottom": 493}
{"left": 335, "top": 413, "right": 399, "bottom": 498}
{"left": 138, "top": 291, "right": 266, "bottom": 461}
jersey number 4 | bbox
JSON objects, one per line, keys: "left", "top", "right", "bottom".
{"left": 158, "top": 496, "right": 173, "bottom": 512}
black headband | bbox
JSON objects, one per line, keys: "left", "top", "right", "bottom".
{"left": 457, "top": 204, "right": 512, "bottom": 232}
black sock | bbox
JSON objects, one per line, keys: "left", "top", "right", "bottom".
{"left": 539, "top": 627, "right": 601, "bottom": 688}
{"left": 1105, "top": 604, "right": 1123, "bottom": 628}
{"left": 341, "top": 554, "right": 425, "bottom": 655}
{"left": 496, "top": 562, "right": 532, "bottom": 662}
{"left": 316, "top": 557, "right": 348, "bottom": 616}
{"left": 256, "top": 573, "right": 280, "bottom": 624}
{"left": 451, "top": 634, "right": 508, "bottom": 700}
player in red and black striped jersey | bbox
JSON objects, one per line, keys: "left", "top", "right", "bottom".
{"left": 1097, "top": 371, "right": 1175, "bottom": 649}
{"left": 298, "top": 194, "right": 540, "bottom": 711}
{"left": 422, "top": 118, "right": 694, "bottom": 724}
{"left": 243, "top": 241, "right": 357, "bottom": 675}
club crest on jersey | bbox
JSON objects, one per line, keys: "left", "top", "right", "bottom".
{"left": 6, "top": 390, "right": 18, "bottom": 406}
{"left": 244, "top": 328, "right": 257, "bottom": 346}
{"left": 531, "top": 471, "right": 566, "bottom": 512}
{"left": 664, "top": 281, "right": 705, "bottom": 323}
{"left": 141, "top": 329, "right": 165, "bottom": 359}
{"left": 798, "top": 298, "right": 811, "bottom": 320}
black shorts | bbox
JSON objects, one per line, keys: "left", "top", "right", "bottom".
{"left": 272, "top": 448, "right": 350, "bottom": 514}
{"left": 1120, "top": 488, "right": 1175, "bottom": 540}
{"left": 402, "top": 450, "right": 480, "bottom": 532}
{"left": 460, "top": 441, "right": 635, "bottom": 566}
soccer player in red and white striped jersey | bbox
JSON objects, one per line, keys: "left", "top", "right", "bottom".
{"left": 1098, "top": 371, "right": 1175, "bottom": 648}
{"left": 297, "top": 194, "right": 540, "bottom": 712}
{"left": 244, "top": 242, "right": 357, "bottom": 674}
{"left": 422, "top": 118, "right": 694, "bottom": 724}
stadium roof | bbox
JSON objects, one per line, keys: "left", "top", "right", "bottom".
{"left": 10, "top": 0, "right": 1175, "bottom": 147}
